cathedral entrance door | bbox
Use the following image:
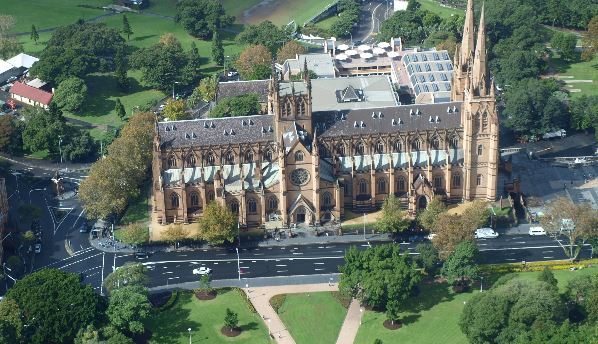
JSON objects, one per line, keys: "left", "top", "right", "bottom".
{"left": 296, "top": 206, "right": 306, "bottom": 223}
{"left": 417, "top": 196, "right": 428, "bottom": 211}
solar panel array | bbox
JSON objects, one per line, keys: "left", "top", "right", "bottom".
{"left": 402, "top": 50, "right": 453, "bottom": 102}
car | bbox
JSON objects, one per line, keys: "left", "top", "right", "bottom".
{"left": 135, "top": 251, "right": 149, "bottom": 260}
{"left": 426, "top": 233, "right": 437, "bottom": 240}
{"left": 192, "top": 267, "right": 212, "bottom": 275}
{"left": 353, "top": 40, "right": 362, "bottom": 46}
{"left": 227, "top": 70, "right": 238, "bottom": 77}
{"left": 79, "top": 225, "right": 90, "bottom": 233}
{"left": 34, "top": 243, "right": 41, "bottom": 254}
{"left": 528, "top": 226, "right": 546, "bottom": 236}
{"left": 474, "top": 228, "right": 499, "bottom": 239}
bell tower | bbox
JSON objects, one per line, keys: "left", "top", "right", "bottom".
{"left": 272, "top": 59, "right": 313, "bottom": 139}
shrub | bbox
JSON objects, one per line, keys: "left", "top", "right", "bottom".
{"left": 269, "top": 294, "right": 287, "bottom": 314}
{"left": 154, "top": 291, "right": 178, "bottom": 312}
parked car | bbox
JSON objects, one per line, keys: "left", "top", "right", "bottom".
{"left": 135, "top": 251, "right": 149, "bottom": 260}
{"left": 528, "top": 226, "right": 546, "bottom": 236}
{"left": 474, "top": 228, "right": 499, "bottom": 239}
{"left": 34, "top": 243, "right": 41, "bottom": 254}
{"left": 192, "top": 267, "right": 212, "bottom": 275}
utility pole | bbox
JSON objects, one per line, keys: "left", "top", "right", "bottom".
{"left": 363, "top": 213, "right": 366, "bottom": 240}
{"left": 100, "top": 252, "right": 105, "bottom": 296}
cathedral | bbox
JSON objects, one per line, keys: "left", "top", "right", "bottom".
{"left": 151, "top": 0, "right": 499, "bottom": 228}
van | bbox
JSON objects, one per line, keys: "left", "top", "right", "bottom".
{"left": 528, "top": 226, "right": 546, "bottom": 236}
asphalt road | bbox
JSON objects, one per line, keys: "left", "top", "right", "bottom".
{"left": 352, "top": 0, "right": 393, "bottom": 44}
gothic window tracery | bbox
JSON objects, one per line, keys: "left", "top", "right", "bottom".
{"left": 268, "top": 196, "right": 278, "bottom": 210}
{"left": 295, "top": 151, "right": 304, "bottom": 162}
{"left": 245, "top": 150, "right": 254, "bottom": 163}
{"left": 247, "top": 198, "right": 257, "bottom": 213}
{"left": 337, "top": 143, "right": 346, "bottom": 156}
{"left": 359, "top": 179, "right": 368, "bottom": 194}
{"left": 355, "top": 142, "right": 365, "bottom": 155}
{"left": 412, "top": 139, "right": 421, "bottom": 150}
{"left": 431, "top": 137, "right": 440, "bottom": 150}
{"left": 377, "top": 178, "right": 387, "bottom": 193}
{"left": 206, "top": 153, "right": 215, "bottom": 166}
{"left": 482, "top": 113, "right": 489, "bottom": 132}
{"left": 167, "top": 155, "right": 177, "bottom": 168}
{"left": 393, "top": 140, "right": 403, "bottom": 152}
{"left": 450, "top": 136, "right": 459, "bottom": 149}
{"left": 190, "top": 192, "right": 200, "bottom": 207}
{"left": 186, "top": 154, "right": 196, "bottom": 167}
{"left": 375, "top": 141, "right": 384, "bottom": 154}
{"left": 397, "top": 177, "right": 406, "bottom": 191}
{"left": 170, "top": 193, "right": 180, "bottom": 208}
{"left": 264, "top": 149, "right": 273, "bottom": 162}
{"left": 323, "top": 192, "right": 332, "bottom": 206}
{"left": 229, "top": 199, "right": 239, "bottom": 213}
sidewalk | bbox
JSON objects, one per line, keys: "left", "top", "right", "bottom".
{"left": 0, "top": 153, "right": 92, "bottom": 172}
{"left": 335, "top": 298, "right": 363, "bottom": 344}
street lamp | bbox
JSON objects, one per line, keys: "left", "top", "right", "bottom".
{"left": 363, "top": 213, "right": 366, "bottom": 240}
{"left": 10, "top": 171, "right": 21, "bottom": 199}
{"left": 58, "top": 136, "right": 63, "bottom": 164}
{"left": 480, "top": 276, "right": 484, "bottom": 292}
{"left": 223, "top": 55, "right": 230, "bottom": 76}
{"left": 346, "top": 31, "right": 353, "bottom": 47}
{"left": 188, "top": 328, "right": 191, "bottom": 344}
{"left": 235, "top": 247, "right": 241, "bottom": 280}
{"left": 172, "top": 81, "right": 181, "bottom": 99}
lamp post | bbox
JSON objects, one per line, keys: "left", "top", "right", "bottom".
{"left": 346, "top": 31, "right": 353, "bottom": 47}
{"left": 58, "top": 136, "right": 63, "bottom": 164}
{"left": 172, "top": 81, "right": 180, "bottom": 99}
{"left": 480, "top": 276, "right": 484, "bottom": 292}
{"left": 359, "top": 307, "right": 363, "bottom": 325}
{"left": 100, "top": 252, "right": 105, "bottom": 296}
{"left": 10, "top": 171, "right": 20, "bottom": 199}
{"left": 237, "top": 222, "right": 241, "bottom": 247}
{"left": 235, "top": 247, "right": 241, "bottom": 280}
{"left": 363, "top": 213, "right": 366, "bottom": 240}
{"left": 223, "top": 55, "right": 230, "bottom": 77}
{"left": 188, "top": 328, "right": 192, "bottom": 344}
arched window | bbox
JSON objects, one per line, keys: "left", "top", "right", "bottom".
{"left": 482, "top": 113, "right": 489, "bottom": 131}
{"left": 434, "top": 176, "right": 442, "bottom": 188}
{"left": 186, "top": 154, "right": 196, "bottom": 167}
{"left": 359, "top": 179, "right": 368, "bottom": 194}
{"left": 247, "top": 198, "right": 257, "bottom": 213}
{"left": 318, "top": 145, "right": 329, "bottom": 158}
{"left": 229, "top": 199, "right": 239, "bottom": 213}
{"left": 452, "top": 174, "right": 461, "bottom": 187}
{"left": 263, "top": 149, "right": 273, "bottom": 162}
{"left": 343, "top": 182, "right": 351, "bottom": 195}
{"left": 190, "top": 192, "right": 199, "bottom": 207}
{"left": 450, "top": 136, "right": 459, "bottom": 149}
{"left": 323, "top": 192, "right": 332, "bottom": 206}
{"left": 355, "top": 142, "right": 365, "bottom": 155}
{"left": 477, "top": 144, "right": 483, "bottom": 156}
{"left": 397, "top": 177, "right": 405, "bottom": 191}
{"left": 207, "top": 191, "right": 215, "bottom": 202}
{"left": 295, "top": 151, "right": 304, "bottom": 162}
{"left": 298, "top": 100, "right": 305, "bottom": 116}
{"left": 268, "top": 196, "right": 278, "bottom": 210}
{"left": 167, "top": 155, "right": 177, "bottom": 168}
{"left": 205, "top": 153, "right": 215, "bottom": 166}
{"left": 170, "top": 193, "right": 179, "bottom": 208}
{"left": 224, "top": 151, "right": 235, "bottom": 165}
{"left": 476, "top": 174, "right": 483, "bottom": 186}
{"left": 474, "top": 113, "right": 481, "bottom": 133}
{"left": 375, "top": 141, "right": 384, "bottom": 154}
{"left": 431, "top": 137, "right": 440, "bottom": 150}
{"left": 412, "top": 139, "right": 421, "bottom": 150}
{"left": 377, "top": 178, "right": 387, "bottom": 193}
{"left": 245, "top": 150, "right": 254, "bottom": 163}
{"left": 337, "top": 144, "right": 346, "bottom": 156}
{"left": 393, "top": 140, "right": 403, "bottom": 152}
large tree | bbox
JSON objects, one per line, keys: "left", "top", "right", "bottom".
{"left": 104, "top": 263, "right": 149, "bottom": 295}
{"left": 540, "top": 197, "right": 598, "bottom": 260}
{"left": 0, "top": 299, "right": 23, "bottom": 343}
{"left": 237, "top": 20, "right": 289, "bottom": 53}
{"left": 162, "top": 223, "right": 190, "bottom": 248}
{"left": 235, "top": 45, "right": 272, "bottom": 80}
{"left": 441, "top": 241, "right": 480, "bottom": 289}
{"left": 210, "top": 93, "right": 261, "bottom": 118}
{"left": 122, "top": 14, "right": 133, "bottom": 40}
{"left": 375, "top": 195, "right": 410, "bottom": 233}
{"left": 0, "top": 115, "right": 23, "bottom": 155}
{"left": 196, "top": 202, "right": 237, "bottom": 245}
{"left": 570, "top": 95, "right": 598, "bottom": 140}
{"left": 582, "top": 15, "right": 598, "bottom": 61}
{"left": 417, "top": 197, "right": 446, "bottom": 230}
{"left": 119, "top": 222, "right": 149, "bottom": 246}
{"left": 195, "top": 75, "right": 218, "bottom": 102}
{"left": 61, "top": 130, "right": 97, "bottom": 163}
{"left": 276, "top": 40, "right": 307, "bottom": 63}
{"left": 339, "top": 244, "right": 421, "bottom": 316}
{"left": 163, "top": 98, "right": 190, "bottom": 121}
{"left": 175, "top": 0, "right": 234, "bottom": 39}
{"left": 211, "top": 29, "right": 224, "bottom": 66}
{"left": 53, "top": 77, "right": 88, "bottom": 112}
{"left": 550, "top": 32, "right": 578, "bottom": 60}
{"left": 460, "top": 278, "right": 567, "bottom": 344}
{"left": 107, "top": 285, "right": 151, "bottom": 335}
{"left": 5, "top": 269, "right": 104, "bottom": 344}
{"left": 21, "top": 106, "right": 67, "bottom": 158}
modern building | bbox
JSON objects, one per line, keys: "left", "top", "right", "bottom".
{"left": 151, "top": 0, "right": 498, "bottom": 228}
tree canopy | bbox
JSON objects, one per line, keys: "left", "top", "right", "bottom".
{"left": 107, "top": 285, "right": 151, "bottom": 335}
{"left": 374, "top": 195, "right": 410, "bottom": 233}
{"left": 5, "top": 269, "right": 104, "bottom": 344}
{"left": 53, "top": 77, "right": 88, "bottom": 112}
{"left": 441, "top": 241, "right": 479, "bottom": 288}
{"left": 582, "top": 15, "right": 598, "bottom": 61}
{"left": 104, "top": 262, "right": 149, "bottom": 295}
{"left": 570, "top": 95, "right": 598, "bottom": 140}
{"left": 196, "top": 202, "right": 237, "bottom": 245}
{"left": 210, "top": 93, "right": 261, "bottom": 118}
{"left": 417, "top": 198, "right": 446, "bottom": 230}
{"left": 175, "top": 0, "right": 234, "bottom": 39}
{"left": 276, "top": 40, "right": 307, "bottom": 63}
{"left": 237, "top": 20, "right": 289, "bottom": 53}
{"left": 235, "top": 45, "right": 272, "bottom": 80}
{"left": 163, "top": 98, "right": 190, "bottom": 121}
{"left": 119, "top": 222, "right": 149, "bottom": 246}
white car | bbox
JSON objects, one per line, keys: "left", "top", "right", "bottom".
{"left": 528, "top": 226, "right": 546, "bottom": 236}
{"left": 192, "top": 267, "right": 212, "bottom": 275}
{"left": 426, "top": 233, "right": 437, "bottom": 240}
{"left": 34, "top": 243, "right": 41, "bottom": 254}
{"left": 474, "top": 228, "right": 499, "bottom": 239}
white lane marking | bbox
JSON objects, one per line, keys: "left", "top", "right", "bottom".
{"left": 216, "top": 253, "right": 227, "bottom": 256}
{"left": 213, "top": 262, "right": 218, "bottom": 265}
{"left": 334, "top": 250, "right": 343, "bottom": 253}
{"left": 313, "top": 262, "right": 325, "bottom": 265}
{"left": 506, "top": 258, "right": 517, "bottom": 261}
{"left": 315, "top": 268, "right": 325, "bottom": 271}
{"left": 515, "top": 241, "right": 527, "bottom": 244}
{"left": 162, "top": 271, "right": 173, "bottom": 274}
{"left": 543, "top": 256, "right": 554, "bottom": 259}
{"left": 178, "top": 254, "right": 188, "bottom": 257}
{"left": 480, "top": 244, "right": 591, "bottom": 252}
{"left": 268, "top": 247, "right": 273, "bottom": 250}
{"left": 81, "top": 266, "right": 102, "bottom": 273}
{"left": 87, "top": 272, "right": 100, "bottom": 278}
{"left": 251, "top": 260, "right": 256, "bottom": 263}
{"left": 542, "top": 250, "right": 554, "bottom": 253}
{"left": 253, "top": 253, "right": 264, "bottom": 256}
{"left": 276, "top": 264, "right": 287, "bottom": 267}
{"left": 292, "top": 252, "right": 303, "bottom": 255}
{"left": 277, "top": 270, "right": 288, "bottom": 273}
{"left": 318, "top": 246, "right": 324, "bottom": 249}
{"left": 71, "top": 209, "right": 86, "bottom": 229}
{"left": 57, "top": 253, "right": 103, "bottom": 269}
{"left": 478, "top": 243, "right": 488, "bottom": 246}
{"left": 325, "top": 246, "right": 335, "bottom": 248}
{"left": 240, "top": 266, "right": 250, "bottom": 269}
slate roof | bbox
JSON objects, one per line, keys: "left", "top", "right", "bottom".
{"left": 9, "top": 81, "right": 53, "bottom": 105}
{"left": 158, "top": 115, "right": 275, "bottom": 148}
{"left": 217, "top": 80, "right": 270, "bottom": 103}
{"left": 314, "top": 102, "right": 462, "bottom": 137}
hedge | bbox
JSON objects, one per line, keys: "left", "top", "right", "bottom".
{"left": 233, "top": 287, "right": 257, "bottom": 314}
{"left": 154, "top": 290, "right": 178, "bottom": 313}
{"left": 481, "top": 258, "right": 598, "bottom": 274}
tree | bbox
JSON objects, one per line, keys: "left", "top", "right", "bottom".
{"left": 379, "top": 10, "right": 425, "bottom": 44}
{"left": 211, "top": 30, "right": 224, "bottom": 66}
{"left": 415, "top": 243, "right": 439, "bottom": 272}
{"left": 581, "top": 15, "right": 598, "bottom": 61}
{"left": 375, "top": 195, "right": 410, "bottom": 233}
{"left": 538, "top": 267, "right": 558, "bottom": 291}
{"left": 119, "top": 222, "right": 149, "bottom": 246}
{"left": 0, "top": 115, "right": 23, "bottom": 155}
{"left": 182, "top": 42, "right": 202, "bottom": 84}
{"left": 115, "top": 98, "right": 126, "bottom": 120}
{"left": 186, "top": 85, "right": 204, "bottom": 109}
{"left": 107, "top": 285, "right": 151, "bottom": 335}
{"left": 163, "top": 223, "right": 189, "bottom": 248}
{"left": 115, "top": 45, "right": 129, "bottom": 91}
{"left": 237, "top": 20, "right": 289, "bottom": 53}
{"left": 235, "top": 45, "right": 272, "bottom": 81}
{"left": 122, "top": 15, "right": 133, "bottom": 40}
{"left": 540, "top": 197, "right": 598, "bottom": 260}
{"left": 330, "top": 0, "right": 360, "bottom": 38}
{"left": 0, "top": 15, "right": 22, "bottom": 59}
{"left": 339, "top": 244, "right": 421, "bottom": 312}
{"left": 104, "top": 262, "right": 149, "bottom": 294}
{"left": 21, "top": 230, "right": 36, "bottom": 243}
{"left": 570, "top": 95, "right": 598, "bottom": 140}
{"left": 0, "top": 299, "right": 23, "bottom": 343}
{"left": 196, "top": 75, "right": 218, "bottom": 102}
{"left": 460, "top": 278, "right": 566, "bottom": 344}
{"left": 162, "top": 98, "right": 190, "bottom": 121}
{"left": 61, "top": 130, "right": 98, "bottom": 163}
{"left": 550, "top": 32, "right": 577, "bottom": 60}
{"left": 196, "top": 202, "right": 236, "bottom": 245}
{"left": 406, "top": 0, "right": 421, "bottom": 12}
{"left": 53, "top": 77, "right": 88, "bottom": 112}
{"left": 5, "top": 269, "right": 104, "bottom": 344}
{"left": 276, "top": 40, "right": 307, "bottom": 63}
{"left": 224, "top": 308, "right": 239, "bottom": 332}
{"left": 440, "top": 241, "right": 479, "bottom": 289}
{"left": 417, "top": 198, "right": 446, "bottom": 230}
{"left": 175, "top": 0, "right": 234, "bottom": 39}
{"left": 198, "top": 273, "right": 213, "bottom": 295}
{"left": 30, "top": 24, "right": 39, "bottom": 44}
{"left": 210, "top": 94, "right": 261, "bottom": 118}
{"left": 21, "top": 106, "right": 67, "bottom": 158}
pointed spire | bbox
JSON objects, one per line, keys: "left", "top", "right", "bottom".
{"left": 490, "top": 77, "right": 495, "bottom": 98}
{"left": 271, "top": 58, "right": 279, "bottom": 91}
{"left": 473, "top": 2, "right": 488, "bottom": 96}
{"left": 312, "top": 129, "right": 318, "bottom": 155}
{"left": 460, "top": 0, "right": 475, "bottom": 69}
{"left": 303, "top": 58, "right": 312, "bottom": 91}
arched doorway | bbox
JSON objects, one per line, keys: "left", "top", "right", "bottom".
{"left": 417, "top": 196, "right": 428, "bottom": 211}
{"left": 296, "top": 206, "right": 306, "bottom": 223}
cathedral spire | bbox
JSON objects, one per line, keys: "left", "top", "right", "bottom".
{"left": 472, "top": 3, "right": 488, "bottom": 96}
{"left": 271, "top": 59, "right": 279, "bottom": 91}
{"left": 460, "top": 0, "right": 475, "bottom": 70}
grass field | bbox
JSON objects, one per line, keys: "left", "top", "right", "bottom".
{"left": 120, "top": 187, "right": 150, "bottom": 224}
{"left": 277, "top": 292, "right": 348, "bottom": 344}
{"left": 550, "top": 54, "right": 598, "bottom": 98}
{"left": 146, "top": 289, "right": 272, "bottom": 344}
{"left": 314, "top": 15, "right": 339, "bottom": 30}
{"left": 418, "top": 0, "right": 463, "bottom": 19}
{"left": 354, "top": 266, "right": 598, "bottom": 344}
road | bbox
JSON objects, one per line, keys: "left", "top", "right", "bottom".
{"left": 351, "top": 0, "right": 394, "bottom": 45}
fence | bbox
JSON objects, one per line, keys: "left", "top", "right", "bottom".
{"left": 303, "top": 1, "right": 341, "bottom": 26}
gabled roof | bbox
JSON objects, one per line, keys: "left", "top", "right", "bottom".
{"left": 217, "top": 80, "right": 270, "bottom": 103}
{"left": 9, "top": 81, "right": 53, "bottom": 105}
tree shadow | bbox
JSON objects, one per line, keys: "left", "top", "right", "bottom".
{"left": 399, "top": 314, "right": 421, "bottom": 326}
{"left": 80, "top": 74, "right": 145, "bottom": 117}
{"left": 402, "top": 281, "right": 455, "bottom": 313}
{"left": 145, "top": 292, "right": 200, "bottom": 344}
{"left": 239, "top": 321, "right": 259, "bottom": 331}
{"left": 133, "top": 34, "right": 157, "bottom": 43}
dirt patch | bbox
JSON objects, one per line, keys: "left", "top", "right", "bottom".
{"left": 195, "top": 291, "right": 217, "bottom": 300}
{"left": 149, "top": 291, "right": 172, "bottom": 308}
{"left": 383, "top": 320, "right": 402, "bottom": 330}
{"left": 221, "top": 326, "right": 242, "bottom": 337}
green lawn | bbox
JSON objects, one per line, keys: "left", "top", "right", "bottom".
{"left": 354, "top": 267, "right": 598, "bottom": 344}
{"left": 120, "top": 187, "right": 150, "bottom": 225}
{"left": 147, "top": 289, "right": 272, "bottom": 344}
{"left": 550, "top": 54, "right": 598, "bottom": 98}
{"left": 418, "top": 0, "right": 463, "bottom": 19}
{"left": 314, "top": 15, "right": 339, "bottom": 30}
{"left": 277, "top": 292, "right": 348, "bottom": 344}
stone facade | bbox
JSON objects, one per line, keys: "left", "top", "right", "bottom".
{"left": 151, "top": 0, "right": 498, "bottom": 228}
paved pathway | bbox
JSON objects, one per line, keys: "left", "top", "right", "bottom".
{"left": 335, "top": 298, "right": 363, "bottom": 344}
{"left": 245, "top": 283, "right": 338, "bottom": 344}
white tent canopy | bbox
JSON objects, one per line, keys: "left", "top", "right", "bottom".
{"left": 360, "top": 52, "right": 374, "bottom": 59}
{"left": 345, "top": 49, "right": 359, "bottom": 56}
{"left": 387, "top": 51, "right": 399, "bottom": 58}
{"left": 377, "top": 42, "right": 391, "bottom": 48}
{"left": 372, "top": 47, "right": 386, "bottom": 55}
{"left": 337, "top": 44, "right": 350, "bottom": 51}
{"left": 357, "top": 44, "right": 371, "bottom": 51}
{"left": 335, "top": 53, "right": 348, "bottom": 60}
